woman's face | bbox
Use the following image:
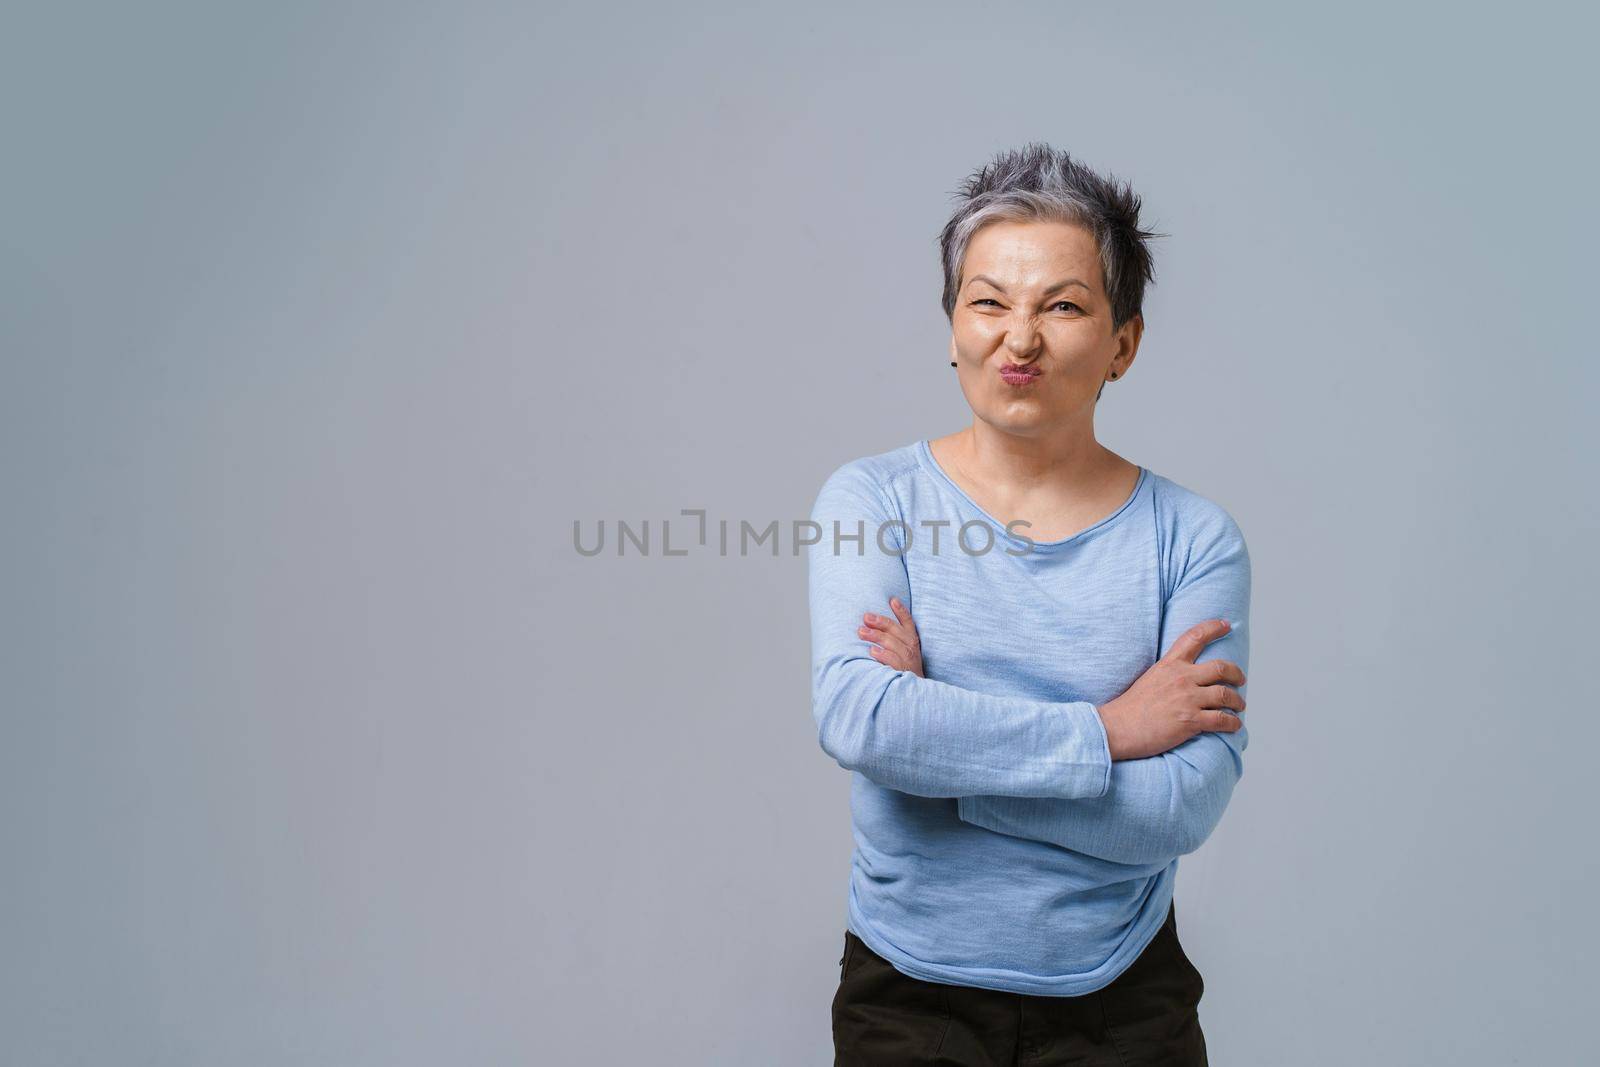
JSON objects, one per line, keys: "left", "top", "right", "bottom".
{"left": 950, "top": 219, "right": 1142, "bottom": 437}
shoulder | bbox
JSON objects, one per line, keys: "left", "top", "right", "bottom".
{"left": 810, "top": 442, "right": 921, "bottom": 512}
{"left": 1146, "top": 471, "right": 1250, "bottom": 593}
{"left": 1148, "top": 470, "right": 1247, "bottom": 546}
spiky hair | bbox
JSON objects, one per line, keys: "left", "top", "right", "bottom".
{"left": 938, "top": 143, "right": 1163, "bottom": 332}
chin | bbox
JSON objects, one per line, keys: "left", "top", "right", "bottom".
{"left": 977, "top": 409, "right": 1055, "bottom": 436}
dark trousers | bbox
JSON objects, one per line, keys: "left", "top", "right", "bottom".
{"left": 832, "top": 902, "right": 1207, "bottom": 1066}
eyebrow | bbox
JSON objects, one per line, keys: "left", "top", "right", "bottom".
{"left": 967, "top": 274, "right": 1092, "bottom": 296}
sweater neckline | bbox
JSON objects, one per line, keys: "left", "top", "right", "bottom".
{"left": 914, "top": 439, "right": 1149, "bottom": 552}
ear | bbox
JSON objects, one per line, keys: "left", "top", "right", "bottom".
{"left": 1112, "top": 314, "right": 1144, "bottom": 376}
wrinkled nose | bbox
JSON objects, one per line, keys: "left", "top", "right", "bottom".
{"left": 1004, "top": 313, "right": 1041, "bottom": 355}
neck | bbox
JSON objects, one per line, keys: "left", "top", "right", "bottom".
{"left": 956, "top": 419, "right": 1114, "bottom": 491}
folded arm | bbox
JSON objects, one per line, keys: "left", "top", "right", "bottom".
{"left": 807, "top": 461, "right": 1113, "bottom": 800}
{"left": 955, "top": 511, "right": 1251, "bottom": 866}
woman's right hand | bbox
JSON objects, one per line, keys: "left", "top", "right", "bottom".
{"left": 1096, "top": 618, "right": 1246, "bottom": 761}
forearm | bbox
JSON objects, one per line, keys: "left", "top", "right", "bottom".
{"left": 955, "top": 725, "right": 1246, "bottom": 865}
{"left": 812, "top": 654, "right": 1112, "bottom": 799}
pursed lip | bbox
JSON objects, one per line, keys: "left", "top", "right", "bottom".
{"left": 999, "top": 364, "right": 1042, "bottom": 377}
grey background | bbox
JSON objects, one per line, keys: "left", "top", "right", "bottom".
{"left": 4, "top": 1, "right": 1594, "bottom": 1063}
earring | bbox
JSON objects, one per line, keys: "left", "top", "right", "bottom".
{"left": 1109, "top": 372, "right": 1118, "bottom": 380}
{"left": 950, "top": 361, "right": 957, "bottom": 367}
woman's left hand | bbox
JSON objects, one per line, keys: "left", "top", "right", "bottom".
{"left": 858, "top": 596, "right": 925, "bottom": 677}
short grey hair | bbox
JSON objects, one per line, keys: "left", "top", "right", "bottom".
{"left": 938, "top": 143, "right": 1163, "bottom": 333}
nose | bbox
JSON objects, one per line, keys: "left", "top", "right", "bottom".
{"left": 1003, "top": 311, "right": 1041, "bottom": 358}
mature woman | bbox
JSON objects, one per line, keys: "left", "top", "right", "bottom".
{"left": 807, "top": 143, "right": 1250, "bottom": 1065}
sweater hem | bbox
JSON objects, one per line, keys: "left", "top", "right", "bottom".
{"left": 844, "top": 862, "right": 1177, "bottom": 997}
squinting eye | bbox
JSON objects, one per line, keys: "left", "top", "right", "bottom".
{"left": 971, "top": 299, "right": 1000, "bottom": 307}
{"left": 1053, "top": 301, "right": 1082, "bottom": 312}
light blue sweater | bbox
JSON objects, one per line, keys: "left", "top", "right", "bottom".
{"left": 807, "top": 439, "right": 1250, "bottom": 996}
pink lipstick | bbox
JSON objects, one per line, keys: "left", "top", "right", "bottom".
{"left": 999, "top": 364, "right": 1041, "bottom": 387}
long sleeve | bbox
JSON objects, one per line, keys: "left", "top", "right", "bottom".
{"left": 954, "top": 508, "right": 1251, "bottom": 866}
{"left": 807, "top": 461, "right": 1113, "bottom": 800}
